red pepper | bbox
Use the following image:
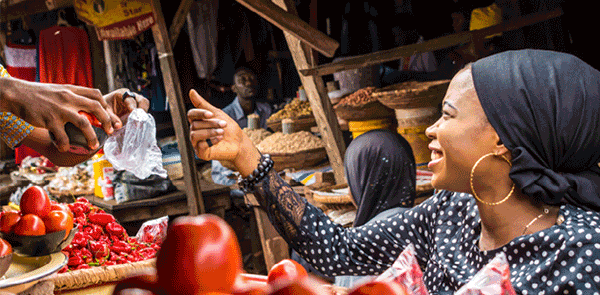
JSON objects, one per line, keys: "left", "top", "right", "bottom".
{"left": 72, "top": 232, "right": 88, "bottom": 247}
{"left": 88, "top": 212, "right": 115, "bottom": 227}
{"left": 104, "top": 261, "right": 117, "bottom": 266}
{"left": 75, "top": 264, "right": 91, "bottom": 270}
{"left": 76, "top": 197, "right": 91, "bottom": 204}
{"left": 110, "top": 240, "right": 131, "bottom": 254}
{"left": 68, "top": 255, "right": 84, "bottom": 266}
{"left": 106, "top": 222, "right": 125, "bottom": 236}
{"left": 89, "top": 240, "right": 110, "bottom": 258}
{"left": 84, "top": 224, "right": 104, "bottom": 240}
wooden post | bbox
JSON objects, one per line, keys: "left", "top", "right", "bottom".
{"left": 151, "top": 0, "right": 205, "bottom": 215}
{"left": 168, "top": 0, "right": 194, "bottom": 46}
{"left": 272, "top": 0, "right": 346, "bottom": 184}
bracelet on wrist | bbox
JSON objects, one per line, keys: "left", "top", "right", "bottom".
{"left": 238, "top": 154, "right": 273, "bottom": 193}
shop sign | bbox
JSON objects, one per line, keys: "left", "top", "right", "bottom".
{"left": 74, "top": 0, "right": 155, "bottom": 40}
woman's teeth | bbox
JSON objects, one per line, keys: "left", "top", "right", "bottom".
{"left": 431, "top": 150, "right": 443, "bottom": 161}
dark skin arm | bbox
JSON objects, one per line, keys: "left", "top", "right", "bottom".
{"left": 19, "top": 90, "right": 150, "bottom": 167}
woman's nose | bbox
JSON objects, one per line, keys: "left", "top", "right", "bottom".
{"left": 425, "top": 119, "right": 440, "bottom": 140}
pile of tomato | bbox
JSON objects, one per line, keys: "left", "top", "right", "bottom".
{"left": 1, "top": 186, "right": 74, "bottom": 238}
{"left": 61, "top": 197, "right": 160, "bottom": 272}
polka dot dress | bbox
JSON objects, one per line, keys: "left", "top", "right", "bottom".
{"left": 293, "top": 190, "right": 600, "bottom": 294}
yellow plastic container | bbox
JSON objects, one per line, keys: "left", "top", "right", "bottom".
{"left": 93, "top": 149, "right": 115, "bottom": 200}
{"left": 397, "top": 126, "right": 432, "bottom": 165}
{"left": 348, "top": 118, "right": 393, "bottom": 138}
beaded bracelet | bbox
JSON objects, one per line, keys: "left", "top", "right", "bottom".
{"left": 239, "top": 154, "right": 273, "bottom": 193}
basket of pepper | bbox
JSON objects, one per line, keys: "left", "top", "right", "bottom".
{"left": 48, "top": 197, "right": 162, "bottom": 291}
{"left": 333, "top": 87, "right": 395, "bottom": 121}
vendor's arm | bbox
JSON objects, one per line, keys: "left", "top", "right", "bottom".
{"left": 188, "top": 90, "right": 435, "bottom": 277}
{"left": 17, "top": 90, "right": 150, "bottom": 167}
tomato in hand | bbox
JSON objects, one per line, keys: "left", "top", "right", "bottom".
{"left": 0, "top": 211, "right": 21, "bottom": 234}
{"left": 20, "top": 186, "right": 51, "bottom": 218}
{"left": 347, "top": 281, "right": 409, "bottom": 295}
{"left": 13, "top": 214, "right": 46, "bottom": 236}
{"left": 0, "top": 238, "right": 12, "bottom": 256}
{"left": 78, "top": 111, "right": 102, "bottom": 128}
{"left": 267, "top": 259, "right": 308, "bottom": 285}
{"left": 43, "top": 210, "right": 74, "bottom": 239}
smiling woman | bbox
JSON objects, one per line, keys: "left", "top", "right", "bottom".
{"left": 187, "top": 49, "right": 600, "bottom": 294}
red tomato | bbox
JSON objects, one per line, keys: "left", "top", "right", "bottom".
{"left": 0, "top": 238, "right": 12, "bottom": 256}
{"left": 156, "top": 214, "right": 243, "bottom": 294}
{"left": 43, "top": 210, "right": 74, "bottom": 239}
{"left": 13, "top": 214, "right": 46, "bottom": 236}
{"left": 347, "top": 281, "right": 409, "bottom": 295}
{"left": 0, "top": 211, "right": 21, "bottom": 234}
{"left": 20, "top": 186, "right": 51, "bottom": 218}
{"left": 78, "top": 111, "right": 102, "bottom": 127}
{"left": 50, "top": 203, "right": 74, "bottom": 219}
{"left": 267, "top": 259, "right": 308, "bottom": 285}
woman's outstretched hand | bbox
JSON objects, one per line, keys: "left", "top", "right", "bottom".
{"left": 187, "top": 90, "right": 260, "bottom": 177}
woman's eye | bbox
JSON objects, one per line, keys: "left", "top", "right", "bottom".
{"left": 442, "top": 111, "right": 452, "bottom": 118}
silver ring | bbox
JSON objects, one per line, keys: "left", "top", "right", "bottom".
{"left": 206, "top": 138, "right": 213, "bottom": 147}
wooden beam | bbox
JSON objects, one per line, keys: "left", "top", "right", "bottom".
{"left": 235, "top": 0, "right": 339, "bottom": 58}
{"left": 1, "top": 0, "right": 73, "bottom": 22}
{"left": 168, "top": 0, "right": 194, "bottom": 46}
{"left": 272, "top": 0, "right": 346, "bottom": 184}
{"left": 151, "top": 0, "right": 205, "bottom": 215}
{"left": 300, "top": 8, "right": 564, "bottom": 77}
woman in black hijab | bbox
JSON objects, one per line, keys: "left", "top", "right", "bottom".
{"left": 345, "top": 129, "right": 416, "bottom": 227}
{"left": 188, "top": 49, "right": 600, "bottom": 293}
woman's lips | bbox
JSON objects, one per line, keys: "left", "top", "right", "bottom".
{"left": 428, "top": 150, "right": 443, "bottom": 169}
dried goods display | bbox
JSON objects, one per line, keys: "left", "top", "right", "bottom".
{"left": 46, "top": 165, "right": 94, "bottom": 196}
{"left": 336, "top": 87, "right": 377, "bottom": 107}
{"left": 268, "top": 98, "right": 312, "bottom": 122}
{"left": 243, "top": 128, "right": 272, "bottom": 146}
{"left": 256, "top": 131, "right": 324, "bottom": 154}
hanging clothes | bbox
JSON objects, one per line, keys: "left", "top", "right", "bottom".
{"left": 3, "top": 41, "right": 43, "bottom": 165}
{"left": 186, "top": 0, "right": 219, "bottom": 79}
{"left": 38, "top": 25, "right": 93, "bottom": 87}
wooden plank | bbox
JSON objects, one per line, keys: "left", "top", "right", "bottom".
{"left": 272, "top": 0, "right": 346, "bottom": 184}
{"left": 168, "top": 0, "right": 194, "bottom": 46}
{"left": 87, "top": 24, "right": 108, "bottom": 94}
{"left": 151, "top": 0, "right": 205, "bottom": 215}
{"left": 235, "top": 0, "right": 339, "bottom": 58}
{"left": 300, "top": 8, "right": 564, "bottom": 77}
{"left": 1, "top": 0, "right": 73, "bottom": 22}
{"left": 245, "top": 193, "right": 289, "bottom": 270}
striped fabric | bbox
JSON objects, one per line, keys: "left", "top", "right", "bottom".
{"left": 0, "top": 64, "right": 34, "bottom": 148}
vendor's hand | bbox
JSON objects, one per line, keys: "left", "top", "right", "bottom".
{"left": 103, "top": 89, "right": 150, "bottom": 129}
{"left": 0, "top": 77, "right": 114, "bottom": 152}
{"left": 188, "top": 90, "right": 261, "bottom": 177}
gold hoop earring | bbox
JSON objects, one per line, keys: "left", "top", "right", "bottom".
{"left": 469, "top": 152, "right": 515, "bottom": 206}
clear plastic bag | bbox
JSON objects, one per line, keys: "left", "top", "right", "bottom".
{"left": 135, "top": 216, "right": 169, "bottom": 245}
{"left": 455, "top": 252, "right": 516, "bottom": 295}
{"left": 104, "top": 109, "right": 167, "bottom": 179}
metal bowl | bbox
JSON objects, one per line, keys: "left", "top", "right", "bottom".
{"left": 50, "top": 123, "right": 108, "bottom": 155}
{"left": 1, "top": 227, "right": 78, "bottom": 257}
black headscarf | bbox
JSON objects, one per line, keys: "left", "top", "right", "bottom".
{"left": 345, "top": 130, "right": 416, "bottom": 226}
{"left": 472, "top": 49, "right": 600, "bottom": 211}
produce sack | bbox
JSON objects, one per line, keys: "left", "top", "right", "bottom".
{"left": 376, "top": 244, "right": 429, "bottom": 295}
{"left": 455, "top": 252, "right": 516, "bottom": 295}
{"left": 135, "top": 216, "right": 169, "bottom": 245}
{"left": 104, "top": 108, "right": 167, "bottom": 179}
{"left": 113, "top": 170, "right": 176, "bottom": 204}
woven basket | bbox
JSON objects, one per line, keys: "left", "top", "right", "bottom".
{"left": 373, "top": 79, "right": 451, "bottom": 109}
{"left": 267, "top": 115, "right": 317, "bottom": 132}
{"left": 50, "top": 258, "right": 156, "bottom": 291}
{"left": 270, "top": 147, "right": 328, "bottom": 171}
{"left": 334, "top": 100, "right": 395, "bottom": 121}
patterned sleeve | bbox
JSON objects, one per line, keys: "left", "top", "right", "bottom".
{"left": 0, "top": 64, "right": 34, "bottom": 149}
{"left": 252, "top": 168, "right": 443, "bottom": 277}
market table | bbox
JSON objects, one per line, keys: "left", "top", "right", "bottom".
{"left": 88, "top": 178, "right": 231, "bottom": 223}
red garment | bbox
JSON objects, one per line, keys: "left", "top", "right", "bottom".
{"left": 38, "top": 26, "right": 93, "bottom": 87}
{"left": 3, "top": 42, "right": 42, "bottom": 164}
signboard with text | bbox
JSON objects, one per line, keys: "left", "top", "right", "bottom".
{"left": 74, "top": 0, "right": 155, "bottom": 40}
